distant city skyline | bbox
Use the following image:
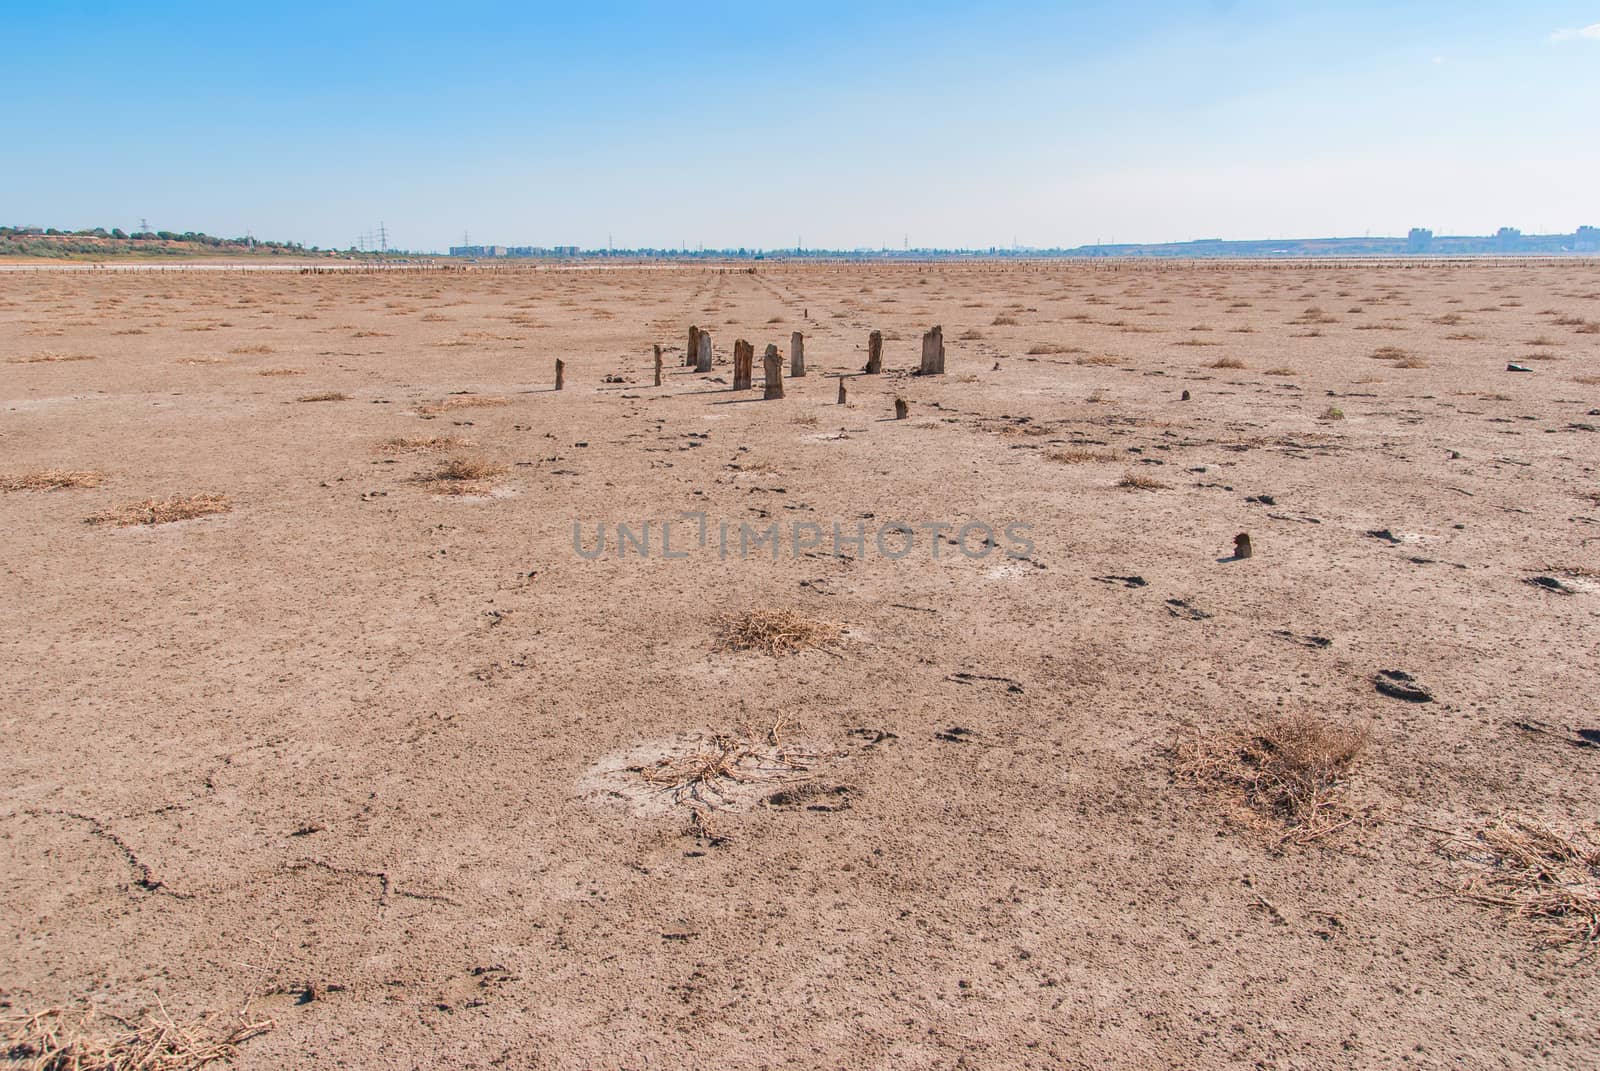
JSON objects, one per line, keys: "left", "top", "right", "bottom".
{"left": 4, "top": 2, "right": 1597, "bottom": 252}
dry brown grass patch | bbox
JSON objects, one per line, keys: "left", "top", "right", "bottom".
{"left": 421, "top": 455, "right": 506, "bottom": 495}
{"left": 420, "top": 394, "right": 510, "bottom": 414}
{"left": 2, "top": 1004, "right": 273, "bottom": 1071}
{"left": 1, "top": 470, "right": 104, "bottom": 492}
{"left": 86, "top": 494, "right": 231, "bottom": 527}
{"left": 296, "top": 391, "right": 349, "bottom": 402}
{"left": 1073, "top": 353, "right": 1119, "bottom": 366}
{"left": 1116, "top": 472, "right": 1169, "bottom": 490}
{"left": 378, "top": 435, "right": 474, "bottom": 453}
{"left": 228, "top": 344, "right": 275, "bottom": 355}
{"left": 257, "top": 368, "right": 304, "bottom": 377}
{"left": 1263, "top": 367, "right": 1298, "bottom": 376}
{"left": 8, "top": 351, "right": 95, "bottom": 364}
{"left": 1174, "top": 714, "right": 1369, "bottom": 847}
{"left": 1027, "top": 342, "right": 1083, "bottom": 355}
{"left": 1208, "top": 357, "right": 1245, "bottom": 369}
{"left": 1392, "top": 356, "right": 1428, "bottom": 369}
{"left": 1047, "top": 448, "right": 1119, "bottom": 464}
{"left": 714, "top": 608, "right": 842, "bottom": 656}
{"left": 1448, "top": 813, "right": 1600, "bottom": 947}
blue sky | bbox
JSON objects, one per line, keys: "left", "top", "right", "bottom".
{"left": 3, "top": 2, "right": 1597, "bottom": 250}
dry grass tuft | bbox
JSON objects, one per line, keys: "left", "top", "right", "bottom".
{"left": 1449, "top": 813, "right": 1600, "bottom": 947}
{"left": 256, "top": 368, "right": 304, "bottom": 377}
{"left": 2, "top": 1004, "right": 273, "bottom": 1071}
{"left": 1174, "top": 714, "right": 1369, "bottom": 847}
{"left": 175, "top": 357, "right": 228, "bottom": 366}
{"left": 228, "top": 344, "right": 275, "bottom": 355}
{"left": 1074, "top": 353, "right": 1120, "bottom": 366}
{"left": 421, "top": 455, "right": 506, "bottom": 495}
{"left": 86, "top": 494, "right": 231, "bottom": 527}
{"left": 1574, "top": 374, "right": 1600, "bottom": 386}
{"left": 1047, "top": 447, "right": 1119, "bottom": 464}
{"left": 296, "top": 391, "right": 349, "bottom": 402}
{"left": 1208, "top": 357, "right": 1245, "bottom": 369}
{"left": 1, "top": 470, "right": 103, "bottom": 492}
{"left": 1116, "top": 472, "right": 1169, "bottom": 490}
{"left": 1027, "top": 342, "right": 1083, "bottom": 355}
{"left": 1263, "top": 367, "right": 1298, "bottom": 376}
{"left": 419, "top": 394, "right": 510, "bottom": 415}
{"left": 378, "top": 435, "right": 474, "bottom": 453}
{"left": 8, "top": 351, "right": 95, "bottom": 364}
{"left": 714, "top": 608, "right": 842, "bottom": 656}
{"left": 1319, "top": 406, "right": 1346, "bottom": 421}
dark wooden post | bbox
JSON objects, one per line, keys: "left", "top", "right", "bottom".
{"left": 555, "top": 359, "right": 565, "bottom": 391}
{"left": 653, "top": 344, "right": 663, "bottom": 387}
{"left": 918, "top": 326, "right": 945, "bottom": 375}
{"left": 894, "top": 397, "right": 909, "bottom": 419}
{"left": 695, "top": 330, "right": 713, "bottom": 373}
{"left": 865, "top": 330, "right": 882, "bottom": 374}
{"left": 686, "top": 325, "right": 700, "bottom": 367}
{"left": 763, "top": 345, "right": 784, "bottom": 400}
{"left": 837, "top": 377, "right": 847, "bottom": 404}
{"left": 790, "top": 331, "right": 805, "bottom": 377}
{"left": 733, "top": 339, "right": 753, "bottom": 390}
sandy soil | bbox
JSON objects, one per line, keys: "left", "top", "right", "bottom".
{"left": 2, "top": 261, "right": 1598, "bottom": 1069}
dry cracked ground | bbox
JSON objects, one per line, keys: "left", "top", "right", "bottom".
{"left": 2, "top": 261, "right": 1598, "bottom": 1069}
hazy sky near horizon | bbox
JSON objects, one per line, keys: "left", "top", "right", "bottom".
{"left": 4, "top": 1, "right": 1598, "bottom": 251}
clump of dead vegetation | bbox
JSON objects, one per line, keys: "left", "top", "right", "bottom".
{"left": 377, "top": 435, "right": 474, "bottom": 454}
{"left": 1, "top": 470, "right": 103, "bottom": 492}
{"left": 8, "top": 351, "right": 95, "bottom": 364}
{"left": 256, "top": 368, "right": 304, "bottom": 377}
{"left": 1448, "top": 813, "right": 1600, "bottom": 947}
{"left": 86, "top": 494, "right": 232, "bottom": 527}
{"left": 2, "top": 1004, "right": 273, "bottom": 1071}
{"left": 418, "top": 394, "right": 510, "bottom": 415}
{"left": 1074, "top": 353, "right": 1119, "bottom": 366}
{"left": 1174, "top": 714, "right": 1369, "bottom": 848}
{"left": 296, "top": 391, "right": 349, "bottom": 402}
{"left": 714, "top": 608, "right": 842, "bottom": 655}
{"left": 640, "top": 719, "right": 814, "bottom": 810}
{"left": 1116, "top": 472, "right": 1169, "bottom": 490}
{"left": 420, "top": 455, "right": 506, "bottom": 495}
{"left": 228, "top": 344, "right": 275, "bottom": 355}
{"left": 1047, "top": 447, "right": 1119, "bottom": 464}
{"left": 1208, "top": 356, "right": 1245, "bottom": 369}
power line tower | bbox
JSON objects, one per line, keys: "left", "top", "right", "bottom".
{"left": 377, "top": 221, "right": 389, "bottom": 253}
{"left": 139, "top": 217, "right": 151, "bottom": 234}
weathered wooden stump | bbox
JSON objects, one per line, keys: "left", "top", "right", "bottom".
{"left": 918, "top": 326, "right": 945, "bottom": 375}
{"left": 865, "top": 330, "right": 882, "bottom": 374}
{"left": 1234, "top": 532, "right": 1253, "bottom": 559}
{"left": 687, "top": 325, "right": 700, "bottom": 367}
{"left": 733, "top": 339, "right": 754, "bottom": 390}
{"left": 837, "top": 377, "right": 848, "bottom": 404}
{"left": 555, "top": 358, "right": 565, "bottom": 391}
{"left": 894, "top": 397, "right": 908, "bottom": 420}
{"left": 763, "top": 345, "right": 784, "bottom": 400}
{"left": 695, "top": 330, "right": 713, "bottom": 373}
{"left": 790, "top": 331, "right": 806, "bottom": 377}
{"left": 1181, "top": 389, "right": 1191, "bottom": 401}
{"left": 653, "top": 344, "right": 663, "bottom": 387}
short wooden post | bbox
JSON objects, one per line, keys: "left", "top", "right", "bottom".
{"left": 1234, "top": 532, "right": 1253, "bottom": 559}
{"left": 865, "top": 330, "right": 882, "bottom": 374}
{"left": 918, "top": 325, "right": 945, "bottom": 375}
{"left": 555, "top": 358, "right": 565, "bottom": 391}
{"left": 695, "top": 330, "right": 713, "bottom": 373}
{"left": 837, "top": 377, "right": 848, "bottom": 404}
{"left": 733, "top": 339, "right": 753, "bottom": 390}
{"left": 790, "top": 331, "right": 806, "bottom": 377}
{"left": 653, "top": 344, "right": 663, "bottom": 387}
{"left": 686, "top": 325, "right": 700, "bottom": 367}
{"left": 894, "top": 397, "right": 908, "bottom": 419}
{"left": 763, "top": 345, "right": 784, "bottom": 400}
